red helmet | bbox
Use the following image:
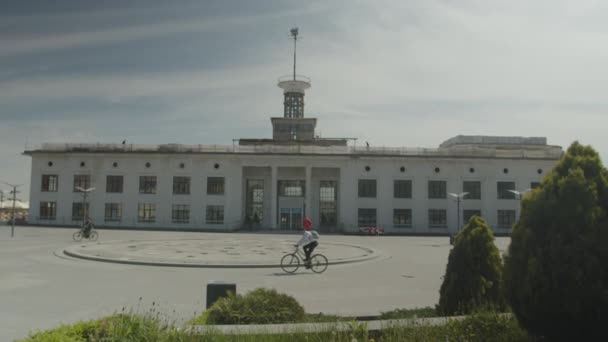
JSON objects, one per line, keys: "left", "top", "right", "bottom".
{"left": 303, "top": 217, "right": 313, "bottom": 230}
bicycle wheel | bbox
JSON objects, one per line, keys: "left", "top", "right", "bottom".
{"left": 310, "top": 254, "right": 328, "bottom": 273}
{"left": 280, "top": 253, "right": 300, "bottom": 273}
{"left": 88, "top": 230, "right": 98, "bottom": 241}
{"left": 72, "top": 231, "right": 83, "bottom": 242}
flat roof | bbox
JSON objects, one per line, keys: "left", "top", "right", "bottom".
{"left": 24, "top": 141, "right": 563, "bottom": 160}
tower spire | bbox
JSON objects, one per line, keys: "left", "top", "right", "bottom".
{"left": 290, "top": 27, "right": 298, "bottom": 80}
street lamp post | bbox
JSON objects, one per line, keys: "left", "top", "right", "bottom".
{"left": 2, "top": 182, "right": 22, "bottom": 238}
{"left": 508, "top": 189, "right": 532, "bottom": 224}
{"left": 448, "top": 192, "right": 469, "bottom": 245}
{"left": 75, "top": 186, "right": 96, "bottom": 226}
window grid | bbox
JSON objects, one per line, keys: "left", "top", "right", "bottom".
{"left": 319, "top": 180, "right": 337, "bottom": 226}
{"left": 358, "top": 208, "right": 377, "bottom": 227}
{"left": 104, "top": 203, "right": 122, "bottom": 222}
{"left": 530, "top": 182, "right": 541, "bottom": 189}
{"left": 71, "top": 202, "right": 89, "bottom": 221}
{"left": 40, "top": 201, "right": 57, "bottom": 220}
{"left": 173, "top": 176, "right": 191, "bottom": 195}
{"left": 206, "top": 205, "right": 224, "bottom": 224}
{"left": 393, "top": 209, "right": 412, "bottom": 227}
{"left": 428, "top": 181, "right": 447, "bottom": 199}
{"left": 463, "top": 209, "right": 482, "bottom": 224}
{"left": 497, "top": 182, "right": 516, "bottom": 199}
{"left": 207, "top": 177, "right": 225, "bottom": 195}
{"left": 278, "top": 180, "right": 304, "bottom": 197}
{"left": 394, "top": 180, "right": 412, "bottom": 198}
{"left": 139, "top": 176, "right": 157, "bottom": 194}
{"left": 73, "top": 175, "right": 91, "bottom": 192}
{"left": 428, "top": 209, "right": 447, "bottom": 227}
{"left": 41, "top": 175, "right": 58, "bottom": 192}
{"left": 138, "top": 203, "right": 156, "bottom": 222}
{"left": 106, "top": 175, "right": 123, "bottom": 193}
{"left": 358, "top": 179, "right": 377, "bottom": 198}
{"left": 463, "top": 181, "right": 481, "bottom": 200}
{"left": 246, "top": 179, "right": 264, "bottom": 222}
{"left": 172, "top": 204, "right": 190, "bottom": 223}
{"left": 497, "top": 210, "right": 516, "bottom": 227}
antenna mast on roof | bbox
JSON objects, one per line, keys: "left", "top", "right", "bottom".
{"left": 290, "top": 27, "right": 299, "bottom": 80}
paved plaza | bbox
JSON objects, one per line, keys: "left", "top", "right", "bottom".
{"left": 0, "top": 226, "right": 510, "bottom": 341}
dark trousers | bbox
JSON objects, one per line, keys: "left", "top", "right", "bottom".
{"left": 303, "top": 241, "right": 318, "bottom": 261}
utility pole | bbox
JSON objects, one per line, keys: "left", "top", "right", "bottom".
{"left": 448, "top": 192, "right": 469, "bottom": 245}
{"left": 3, "top": 182, "right": 22, "bottom": 238}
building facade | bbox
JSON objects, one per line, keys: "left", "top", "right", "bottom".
{"left": 24, "top": 48, "right": 563, "bottom": 234}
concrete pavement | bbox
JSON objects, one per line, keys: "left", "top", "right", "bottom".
{"left": 63, "top": 236, "right": 379, "bottom": 267}
{"left": 0, "top": 226, "right": 510, "bottom": 341}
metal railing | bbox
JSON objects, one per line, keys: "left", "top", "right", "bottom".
{"left": 25, "top": 143, "right": 563, "bottom": 159}
{"left": 278, "top": 74, "right": 311, "bottom": 83}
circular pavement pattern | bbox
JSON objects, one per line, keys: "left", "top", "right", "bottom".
{"left": 63, "top": 236, "right": 380, "bottom": 267}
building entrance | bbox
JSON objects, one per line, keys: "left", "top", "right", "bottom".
{"left": 279, "top": 208, "right": 302, "bottom": 230}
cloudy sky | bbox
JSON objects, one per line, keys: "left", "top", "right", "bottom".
{"left": 1, "top": 0, "right": 607, "bottom": 201}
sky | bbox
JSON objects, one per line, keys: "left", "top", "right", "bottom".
{"left": 1, "top": 0, "right": 607, "bottom": 202}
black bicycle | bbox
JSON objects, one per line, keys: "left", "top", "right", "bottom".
{"left": 280, "top": 246, "right": 328, "bottom": 274}
{"left": 72, "top": 221, "right": 98, "bottom": 241}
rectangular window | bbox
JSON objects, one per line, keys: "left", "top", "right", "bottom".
{"left": 71, "top": 202, "right": 89, "bottom": 221}
{"left": 172, "top": 204, "right": 190, "bottom": 223}
{"left": 106, "top": 175, "right": 123, "bottom": 193}
{"left": 393, "top": 209, "right": 412, "bottom": 227}
{"left": 138, "top": 203, "right": 156, "bottom": 222}
{"left": 497, "top": 181, "right": 516, "bottom": 199}
{"left": 429, "top": 209, "right": 447, "bottom": 227}
{"left": 139, "top": 176, "right": 157, "bottom": 194}
{"left": 39, "top": 201, "right": 57, "bottom": 220}
{"left": 463, "top": 181, "right": 481, "bottom": 200}
{"left": 207, "top": 177, "right": 225, "bottom": 195}
{"left": 463, "top": 209, "right": 482, "bottom": 224}
{"left": 41, "top": 175, "right": 58, "bottom": 192}
{"left": 394, "top": 180, "right": 412, "bottom": 198}
{"left": 319, "top": 180, "right": 337, "bottom": 227}
{"left": 358, "top": 208, "right": 377, "bottom": 227}
{"left": 497, "top": 210, "right": 516, "bottom": 227}
{"left": 173, "top": 176, "right": 191, "bottom": 195}
{"left": 278, "top": 180, "right": 304, "bottom": 197}
{"left": 358, "top": 179, "right": 377, "bottom": 198}
{"left": 531, "top": 182, "right": 541, "bottom": 189}
{"left": 104, "top": 203, "right": 122, "bottom": 222}
{"left": 73, "top": 175, "right": 91, "bottom": 192}
{"left": 246, "top": 179, "right": 264, "bottom": 223}
{"left": 206, "top": 205, "right": 224, "bottom": 224}
{"left": 428, "top": 180, "right": 447, "bottom": 199}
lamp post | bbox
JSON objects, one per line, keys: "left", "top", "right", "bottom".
{"left": 448, "top": 192, "right": 469, "bottom": 245}
{"left": 75, "top": 186, "right": 96, "bottom": 226}
{"left": 2, "top": 182, "right": 22, "bottom": 238}
{"left": 508, "top": 189, "right": 532, "bottom": 224}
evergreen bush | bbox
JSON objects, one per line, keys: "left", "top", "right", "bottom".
{"left": 504, "top": 142, "right": 608, "bottom": 340}
{"left": 437, "top": 215, "right": 504, "bottom": 315}
{"left": 204, "top": 288, "right": 306, "bottom": 324}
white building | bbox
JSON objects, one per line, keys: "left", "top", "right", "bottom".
{"left": 23, "top": 34, "right": 563, "bottom": 235}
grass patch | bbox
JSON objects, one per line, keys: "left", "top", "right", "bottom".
{"left": 19, "top": 311, "right": 530, "bottom": 341}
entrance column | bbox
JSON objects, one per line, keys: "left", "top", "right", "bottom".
{"left": 305, "top": 165, "right": 312, "bottom": 219}
{"left": 270, "top": 165, "right": 278, "bottom": 229}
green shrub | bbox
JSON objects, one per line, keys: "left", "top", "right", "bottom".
{"left": 379, "top": 306, "right": 436, "bottom": 320}
{"left": 204, "top": 288, "right": 306, "bottom": 324}
{"left": 444, "top": 311, "right": 530, "bottom": 342}
{"left": 437, "top": 215, "right": 505, "bottom": 315}
{"left": 504, "top": 142, "right": 608, "bottom": 341}
{"left": 377, "top": 311, "right": 529, "bottom": 342}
